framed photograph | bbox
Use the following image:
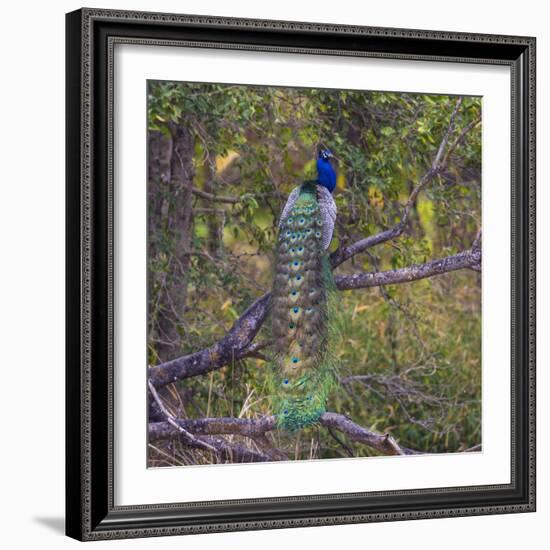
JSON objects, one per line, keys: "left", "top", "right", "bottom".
{"left": 65, "top": 8, "right": 536, "bottom": 541}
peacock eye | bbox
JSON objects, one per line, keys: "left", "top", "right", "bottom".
{"left": 291, "top": 357, "right": 300, "bottom": 364}
{"left": 293, "top": 307, "right": 299, "bottom": 313}
{"left": 283, "top": 379, "right": 289, "bottom": 385}
{"left": 289, "top": 322, "right": 295, "bottom": 329}
{"left": 298, "top": 246, "right": 304, "bottom": 252}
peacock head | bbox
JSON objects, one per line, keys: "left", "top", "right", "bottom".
{"left": 318, "top": 148, "right": 334, "bottom": 161}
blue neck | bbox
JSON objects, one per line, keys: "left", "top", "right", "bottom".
{"left": 316, "top": 157, "right": 336, "bottom": 193}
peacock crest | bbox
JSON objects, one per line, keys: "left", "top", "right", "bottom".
{"left": 268, "top": 150, "right": 340, "bottom": 431}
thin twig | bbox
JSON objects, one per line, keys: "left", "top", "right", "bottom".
{"left": 148, "top": 379, "right": 218, "bottom": 453}
{"left": 327, "top": 428, "right": 355, "bottom": 458}
{"left": 189, "top": 185, "right": 239, "bottom": 204}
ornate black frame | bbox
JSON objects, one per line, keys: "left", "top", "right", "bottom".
{"left": 66, "top": 7, "right": 536, "bottom": 541}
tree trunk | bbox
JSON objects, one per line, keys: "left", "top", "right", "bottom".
{"left": 148, "top": 122, "right": 196, "bottom": 363}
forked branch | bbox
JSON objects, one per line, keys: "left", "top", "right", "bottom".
{"left": 149, "top": 412, "right": 418, "bottom": 459}
{"left": 330, "top": 98, "right": 464, "bottom": 268}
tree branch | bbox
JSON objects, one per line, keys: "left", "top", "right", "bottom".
{"left": 319, "top": 413, "right": 415, "bottom": 455}
{"left": 149, "top": 412, "right": 418, "bottom": 458}
{"left": 190, "top": 185, "right": 239, "bottom": 204}
{"left": 335, "top": 247, "right": 481, "bottom": 291}
{"left": 148, "top": 293, "right": 270, "bottom": 387}
{"left": 149, "top": 415, "right": 277, "bottom": 440}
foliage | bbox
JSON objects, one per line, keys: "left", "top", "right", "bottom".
{"left": 146, "top": 80, "right": 481, "bottom": 465}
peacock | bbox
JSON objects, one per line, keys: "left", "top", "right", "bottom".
{"left": 268, "top": 149, "right": 340, "bottom": 431}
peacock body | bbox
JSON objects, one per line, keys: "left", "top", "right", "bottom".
{"left": 269, "top": 150, "right": 339, "bottom": 431}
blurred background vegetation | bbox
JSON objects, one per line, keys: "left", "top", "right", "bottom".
{"left": 147, "top": 80, "right": 481, "bottom": 466}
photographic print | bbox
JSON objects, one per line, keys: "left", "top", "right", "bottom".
{"left": 66, "top": 10, "right": 535, "bottom": 539}
{"left": 146, "top": 80, "right": 482, "bottom": 467}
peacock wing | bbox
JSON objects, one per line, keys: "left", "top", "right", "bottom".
{"left": 278, "top": 186, "right": 301, "bottom": 228}
{"left": 317, "top": 185, "right": 337, "bottom": 249}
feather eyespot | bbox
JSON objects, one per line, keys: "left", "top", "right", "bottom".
{"left": 298, "top": 246, "right": 304, "bottom": 252}
{"left": 289, "top": 322, "right": 295, "bottom": 329}
{"left": 315, "top": 231, "right": 321, "bottom": 238}
{"left": 292, "top": 307, "right": 300, "bottom": 314}
{"left": 291, "top": 357, "right": 300, "bottom": 364}
{"left": 283, "top": 379, "right": 289, "bottom": 385}
{"left": 296, "top": 275, "right": 302, "bottom": 281}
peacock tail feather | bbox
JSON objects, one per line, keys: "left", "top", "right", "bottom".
{"left": 268, "top": 181, "right": 340, "bottom": 431}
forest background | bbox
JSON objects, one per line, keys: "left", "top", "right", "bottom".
{"left": 146, "top": 81, "right": 482, "bottom": 466}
